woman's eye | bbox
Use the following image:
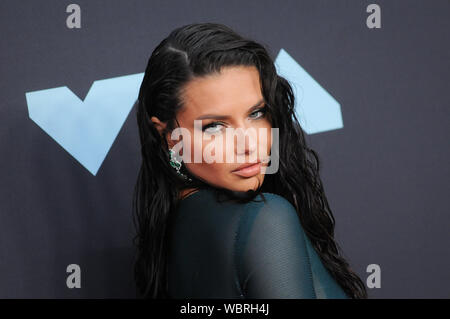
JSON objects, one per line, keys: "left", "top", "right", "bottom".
{"left": 249, "top": 107, "right": 266, "bottom": 119}
{"left": 202, "top": 123, "right": 225, "bottom": 134}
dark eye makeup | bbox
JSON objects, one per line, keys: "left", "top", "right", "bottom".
{"left": 201, "top": 105, "right": 268, "bottom": 132}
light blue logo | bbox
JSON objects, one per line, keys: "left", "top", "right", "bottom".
{"left": 275, "top": 48, "right": 343, "bottom": 134}
{"left": 26, "top": 73, "right": 144, "bottom": 175}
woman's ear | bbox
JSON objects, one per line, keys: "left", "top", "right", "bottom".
{"left": 151, "top": 116, "right": 176, "bottom": 148}
{"left": 150, "top": 116, "right": 166, "bottom": 137}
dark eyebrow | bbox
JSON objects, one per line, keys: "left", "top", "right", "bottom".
{"left": 195, "top": 99, "right": 265, "bottom": 120}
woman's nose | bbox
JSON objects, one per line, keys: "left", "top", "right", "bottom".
{"left": 234, "top": 127, "right": 258, "bottom": 156}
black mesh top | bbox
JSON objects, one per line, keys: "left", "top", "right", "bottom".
{"left": 167, "top": 187, "right": 349, "bottom": 299}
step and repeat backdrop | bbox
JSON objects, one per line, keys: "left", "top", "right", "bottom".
{"left": 0, "top": 0, "right": 448, "bottom": 298}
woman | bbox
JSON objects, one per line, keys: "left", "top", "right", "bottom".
{"left": 133, "top": 22, "right": 367, "bottom": 299}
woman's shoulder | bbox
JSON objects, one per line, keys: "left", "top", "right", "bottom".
{"left": 181, "top": 188, "right": 296, "bottom": 212}
{"left": 178, "top": 188, "right": 300, "bottom": 226}
{"left": 245, "top": 192, "right": 300, "bottom": 224}
{"left": 258, "top": 192, "right": 298, "bottom": 211}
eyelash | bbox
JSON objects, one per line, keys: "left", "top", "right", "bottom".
{"left": 201, "top": 106, "right": 268, "bottom": 133}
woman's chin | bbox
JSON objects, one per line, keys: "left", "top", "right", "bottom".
{"left": 223, "top": 175, "right": 264, "bottom": 192}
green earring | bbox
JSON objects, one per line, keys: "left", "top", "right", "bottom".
{"left": 169, "top": 148, "right": 192, "bottom": 182}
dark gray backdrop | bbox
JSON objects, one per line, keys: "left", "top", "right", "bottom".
{"left": 0, "top": 0, "right": 448, "bottom": 298}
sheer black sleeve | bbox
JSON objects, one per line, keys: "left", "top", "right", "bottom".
{"left": 235, "top": 193, "right": 317, "bottom": 298}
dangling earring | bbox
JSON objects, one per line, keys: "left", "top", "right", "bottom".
{"left": 169, "top": 147, "right": 192, "bottom": 182}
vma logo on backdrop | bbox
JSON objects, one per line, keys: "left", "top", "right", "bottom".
{"left": 274, "top": 49, "right": 343, "bottom": 135}
{"left": 25, "top": 49, "right": 342, "bottom": 176}
{"left": 26, "top": 73, "right": 144, "bottom": 175}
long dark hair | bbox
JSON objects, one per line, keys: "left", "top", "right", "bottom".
{"left": 133, "top": 22, "right": 367, "bottom": 299}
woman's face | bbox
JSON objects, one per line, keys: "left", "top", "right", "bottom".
{"left": 155, "top": 65, "right": 273, "bottom": 192}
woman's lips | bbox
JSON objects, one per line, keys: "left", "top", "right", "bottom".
{"left": 231, "top": 162, "right": 262, "bottom": 177}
